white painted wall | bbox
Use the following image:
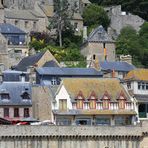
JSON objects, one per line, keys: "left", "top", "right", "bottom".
{"left": 53, "top": 85, "right": 72, "bottom": 110}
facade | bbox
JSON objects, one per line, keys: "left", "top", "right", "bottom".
{"left": 36, "top": 67, "right": 103, "bottom": 86}
{"left": 52, "top": 78, "right": 136, "bottom": 126}
{"left": 0, "top": 70, "right": 32, "bottom": 121}
{"left": 124, "top": 69, "right": 148, "bottom": 120}
{"left": 81, "top": 25, "right": 116, "bottom": 64}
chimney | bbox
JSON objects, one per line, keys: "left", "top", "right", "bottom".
{"left": 83, "top": 26, "right": 87, "bottom": 41}
{"left": 20, "top": 73, "right": 26, "bottom": 82}
{"left": 111, "top": 69, "right": 115, "bottom": 78}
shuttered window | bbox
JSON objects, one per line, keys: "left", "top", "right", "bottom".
{"left": 59, "top": 99, "right": 67, "bottom": 110}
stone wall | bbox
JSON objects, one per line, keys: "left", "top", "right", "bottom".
{"left": 0, "top": 125, "right": 147, "bottom": 148}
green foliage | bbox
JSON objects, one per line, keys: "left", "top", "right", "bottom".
{"left": 116, "top": 24, "right": 148, "bottom": 68}
{"left": 82, "top": 4, "right": 110, "bottom": 30}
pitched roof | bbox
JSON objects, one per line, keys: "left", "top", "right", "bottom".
{"left": 39, "top": 5, "right": 53, "bottom": 17}
{"left": 15, "top": 51, "right": 45, "bottom": 71}
{"left": 62, "top": 78, "right": 130, "bottom": 101}
{"left": 125, "top": 69, "right": 148, "bottom": 81}
{"left": 100, "top": 61, "right": 135, "bottom": 72}
{"left": 86, "top": 25, "right": 114, "bottom": 43}
{"left": 5, "top": 10, "right": 39, "bottom": 20}
{"left": 0, "top": 82, "right": 32, "bottom": 106}
{"left": 0, "top": 23, "right": 26, "bottom": 34}
{"left": 36, "top": 67, "right": 103, "bottom": 76}
{"left": 72, "top": 13, "right": 83, "bottom": 20}
{"left": 43, "top": 60, "right": 60, "bottom": 67}
{"left": 81, "top": 0, "right": 91, "bottom": 4}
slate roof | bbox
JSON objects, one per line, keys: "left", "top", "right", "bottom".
{"left": 14, "top": 52, "right": 45, "bottom": 71}
{"left": 36, "top": 67, "right": 103, "bottom": 76}
{"left": 5, "top": 10, "right": 39, "bottom": 20}
{"left": 0, "top": 82, "right": 32, "bottom": 106}
{"left": 0, "top": 23, "right": 26, "bottom": 34}
{"left": 43, "top": 60, "right": 59, "bottom": 67}
{"left": 100, "top": 61, "right": 135, "bottom": 72}
{"left": 2, "top": 70, "right": 29, "bottom": 82}
{"left": 62, "top": 78, "right": 130, "bottom": 101}
{"left": 125, "top": 69, "right": 148, "bottom": 81}
{"left": 39, "top": 5, "right": 53, "bottom": 17}
{"left": 85, "top": 25, "right": 114, "bottom": 43}
{"left": 134, "top": 94, "right": 148, "bottom": 103}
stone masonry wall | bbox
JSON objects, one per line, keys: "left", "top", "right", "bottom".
{"left": 0, "top": 125, "right": 148, "bottom": 148}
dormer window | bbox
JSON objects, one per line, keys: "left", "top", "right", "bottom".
{"left": 1, "top": 93, "right": 10, "bottom": 100}
{"left": 118, "top": 91, "right": 126, "bottom": 109}
{"left": 89, "top": 91, "right": 96, "bottom": 109}
{"left": 76, "top": 91, "right": 84, "bottom": 109}
{"left": 102, "top": 91, "right": 110, "bottom": 109}
{"left": 21, "top": 92, "right": 30, "bottom": 100}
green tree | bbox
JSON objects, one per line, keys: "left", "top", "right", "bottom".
{"left": 49, "top": 0, "right": 74, "bottom": 47}
{"left": 82, "top": 4, "right": 110, "bottom": 30}
{"left": 116, "top": 26, "right": 143, "bottom": 67}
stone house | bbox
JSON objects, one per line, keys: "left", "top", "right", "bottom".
{"left": 0, "top": 23, "right": 28, "bottom": 68}
{"left": 0, "top": 70, "right": 32, "bottom": 121}
{"left": 81, "top": 25, "right": 116, "bottom": 65}
{"left": 52, "top": 78, "right": 136, "bottom": 126}
{"left": 124, "top": 69, "right": 148, "bottom": 121}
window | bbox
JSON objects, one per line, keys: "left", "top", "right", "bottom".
{"left": 75, "top": 118, "right": 91, "bottom": 125}
{"left": 74, "top": 22, "right": 78, "bottom": 29}
{"left": 115, "top": 116, "right": 131, "bottom": 125}
{"left": 21, "top": 92, "right": 30, "bottom": 100}
{"left": 138, "top": 82, "right": 142, "bottom": 90}
{"left": 24, "top": 108, "right": 30, "bottom": 117}
{"left": 77, "top": 100, "right": 83, "bottom": 109}
{"left": 59, "top": 99, "right": 67, "bottom": 110}
{"left": 138, "top": 82, "right": 147, "bottom": 90}
{"left": 89, "top": 100, "right": 96, "bottom": 109}
{"left": 56, "top": 118, "right": 71, "bottom": 125}
{"left": 93, "top": 54, "right": 96, "bottom": 60}
{"left": 25, "top": 21, "right": 28, "bottom": 28}
{"left": 33, "top": 22, "right": 37, "bottom": 29}
{"left": 1, "top": 93, "right": 9, "bottom": 100}
{"left": 119, "top": 100, "right": 125, "bottom": 109}
{"left": 15, "top": 20, "right": 19, "bottom": 26}
{"left": 14, "top": 108, "right": 19, "bottom": 117}
{"left": 95, "top": 118, "right": 110, "bottom": 125}
{"left": 4, "top": 108, "right": 9, "bottom": 117}
{"left": 127, "top": 82, "right": 131, "bottom": 89}
{"left": 51, "top": 77, "right": 57, "bottom": 85}
{"left": 146, "top": 83, "right": 148, "bottom": 90}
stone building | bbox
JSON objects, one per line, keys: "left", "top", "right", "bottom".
{"left": 105, "top": 5, "right": 145, "bottom": 35}
{"left": 0, "top": 70, "right": 32, "bottom": 121}
{"left": 81, "top": 25, "right": 116, "bottom": 65}
{"left": 52, "top": 78, "right": 136, "bottom": 125}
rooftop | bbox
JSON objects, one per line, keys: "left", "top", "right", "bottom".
{"left": 100, "top": 61, "right": 135, "bottom": 72}
{"left": 36, "top": 67, "right": 103, "bottom": 76}
{"left": 0, "top": 23, "right": 26, "bottom": 34}
{"left": 62, "top": 78, "right": 130, "bottom": 101}
{"left": 125, "top": 69, "right": 148, "bottom": 81}
{"left": 85, "top": 25, "right": 114, "bottom": 43}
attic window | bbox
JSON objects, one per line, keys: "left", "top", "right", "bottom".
{"left": 21, "top": 92, "right": 30, "bottom": 100}
{"left": 1, "top": 93, "right": 10, "bottom": 100}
